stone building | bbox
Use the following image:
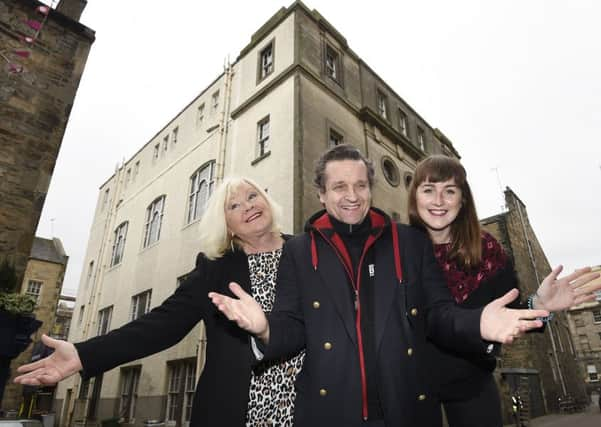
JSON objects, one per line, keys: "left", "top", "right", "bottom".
{"left": 0, "top": 0, "right": 94, "bottom": 284}
{"left": 1, "top": 237, "right": 68, "bottom": 412}
{"left": 55, "top": 2, "right": 459, "bottom": 426}
{"left": 481, "top": 188, "right": 588, "bottom": 424}
{"left": 566, "top": 268, "right": 601, "bottom": 401}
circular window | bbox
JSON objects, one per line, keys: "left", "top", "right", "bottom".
{"left": 403, "top": 173, "right": 413, "bottom": 189}
{"left": 381, "top": 156, "right": 400, "bottom": 187}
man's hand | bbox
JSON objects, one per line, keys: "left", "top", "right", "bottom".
{"left": 209, "top": 282, "right": 270, "bottom": 342}
{"left": 480, "top": 289, "right": 549, "bottom": 344}
{"left": 14, "top": 334, "right": 82, "bottom": 386}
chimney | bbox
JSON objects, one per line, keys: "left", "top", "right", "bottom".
{"left": 56, "top": 0, "right": 87, "bottom": 22}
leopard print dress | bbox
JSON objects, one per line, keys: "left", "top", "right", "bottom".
{"left": 245, "top": 249, "right": 305, "bottom": 427}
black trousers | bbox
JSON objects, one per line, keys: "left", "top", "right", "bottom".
{"left": 442, "top": 373, "right": 502, "bottom": 427}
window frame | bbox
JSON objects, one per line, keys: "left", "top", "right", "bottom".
{"left": 593, "top": 309, "right": 601, "bottom": 323}
{"left": 187, "top": 161, "right": 216, "bottom": 224}
{"left": 130, "top": 290, "right": 152, "bottom": 321}
{"left": 97, "top": 305, "right": 113, "bottom": 336}
{"left": 110, "top": 221, "right": 128, "bottom": 267}
{"left": 211, "top": 90, "right": 220, "bottom": 113}
{"left": 119, "top": 366, "right": 141, "bottom": 423}
{"left": 257, "top": 39, "right": 275, "bottom": 83}
{"left": 324, "top": 43, "right": 342, "bottom": 86}
{"left": 26, "top": 280, "right": 43, "bottom": 304}
{"left": 143, "top": 196, "right": 166, "bottom": 248}
{"left": 197, "top": 103, "right": 205, "bottom": 127}
{"left": 381, "top": 156, "right": 400, "bottom": 187}
{"left": 376, "top": 89, "right": 388, "bottom": 120}
{"left": 417, "top": 126, "right": 426, "bottom": 151}
{"left": 255, "top": 115, "right": 271, "bottom": 160}
{"left": 398, "top": 108, "right": 408, "bottom": 137}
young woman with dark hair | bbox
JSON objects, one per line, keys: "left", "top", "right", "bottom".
{"left": 408, "top": 155, "right": 600, "bottom": 427}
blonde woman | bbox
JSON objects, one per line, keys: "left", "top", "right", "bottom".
{"left": 15, "top": 177, "right": 304, "bottom": 427}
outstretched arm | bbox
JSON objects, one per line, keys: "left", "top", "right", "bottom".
{"left": 14, "top": 334, "right": 82, "bottom": 386}
{"left": 209, "top": 282, "right": 270, "bottom": 342}
{"left": 532, "top": 266, "right": 600, "bottom": 312}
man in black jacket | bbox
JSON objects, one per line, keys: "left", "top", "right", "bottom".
{"left": 210, "top": 144, "right": 548, "bottom": 427}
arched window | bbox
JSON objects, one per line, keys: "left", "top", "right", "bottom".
{"left": 110, "top": 221, "right": 128, "bottom": 266}
{"left": 187, "top": 161, "right": 215, "bottom": 224}
{"left": 144, "top": 196, "right": 165, "bottom": 247}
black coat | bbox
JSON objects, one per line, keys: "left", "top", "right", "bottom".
{"left": 76, "top": 248, "right": 264, "bottom": 427}
{"left": 264, "top": 211, "right": 489, "bottom": 427}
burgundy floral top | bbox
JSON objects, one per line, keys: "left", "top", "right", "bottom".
{"left": 433, "top": 232, "right": 507, "bottom": 304}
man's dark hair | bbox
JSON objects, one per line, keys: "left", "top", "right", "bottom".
{"left": 313, "top": 144, "right": 375, "bottom": 192}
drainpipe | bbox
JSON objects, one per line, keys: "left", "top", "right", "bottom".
{"left": 515, "top": 199, "right": 567, "bottom": 396}
{"left": 216, "top": 57, "right": 233, "bottom": 183}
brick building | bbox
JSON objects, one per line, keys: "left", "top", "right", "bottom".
{"left": 0, "top": 0, "right": 94, "bottom": 283}
{"left": 566, "top": 268, "right": 601, "bottom": 402}
{"left": 1, "top": 237, "right": 68, "bottom": 412}
{"left": 481, "top": 188, "right": 588, "bottom": 424}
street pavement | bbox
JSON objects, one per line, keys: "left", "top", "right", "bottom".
{"left": 505, "top": 405, "right": 600, "bottom": 427}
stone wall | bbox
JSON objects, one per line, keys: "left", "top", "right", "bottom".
{"left": 0, "top": 0, "right": 93, "bottom": 282}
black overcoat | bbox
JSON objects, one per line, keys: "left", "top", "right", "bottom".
{"left": 75, "top": 248, "right": 262, "bottom": 427}
{"left": 265, "top": 217, "right": 489, "bottom": 427}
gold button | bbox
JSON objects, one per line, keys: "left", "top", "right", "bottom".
{"left": 324, "top": 342, "right": 332, "bottom": 350}
{"left": 407, "top": 348, "right": 413, "bottom": 356}
{"left": 319, "top": 388, "right": 327, "bottom": 396}
{"left": 312, "top": 301, "right": 320, "bottom": 309}
{"left": 410, "top": 308, "right": 418, "bottom": 316}
{"left": 418, "top": 394, "right": 426, "bottom": 401}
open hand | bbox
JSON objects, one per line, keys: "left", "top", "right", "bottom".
{"left": 209, "top": 282, "right": 270, "bottom": 342}
{"left": 14, "top": 334, "right": 82, "bottom": 386}
{"left": 534, "top": 266, "right": 601, "bottom": 312}
{"left": 481, "top": 289, "right": 549, "bottom": 344}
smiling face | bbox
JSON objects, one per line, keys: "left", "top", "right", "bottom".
{"left": 318, "top": 159, "right": 371, "bottom": 225}
{"left": 224, "top": 181, "right": 273, "bottom": 243}
{"left": 415, "top": 178, "right": 463, "bottom": 243}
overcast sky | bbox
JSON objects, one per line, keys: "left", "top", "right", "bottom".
{"left": 36, "top": 0, "right": 601, "bottom": 295}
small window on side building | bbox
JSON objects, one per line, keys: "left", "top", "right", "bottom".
{"left": 258, "top": 41, "right": 274, "bottom": 82}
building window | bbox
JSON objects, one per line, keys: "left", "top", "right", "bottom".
{"left": 212, "top": 91, "right": 219, "bottom": 113}
{"left": 110, "top": 222, "right": 128, "bottom": 267}
{"left": 381, "top": 157, "right": 400, "bottom": 187}
{"left": 377, "top": 90, "right": 388, "bottom": 119}
{"left": 119, "top": 367, "right": 141, "bottom": 423}
{"left": 197, "top": 103, "right": 205, "bottom": 126}
{"left": 143, "top": 196, "right": 166, "bottom": 248}
{"left": 102, "top": 188, "right": 110, "bottom": 210}
{"left": 588, "top": 365, "right": 599, "bottom": 382}
{"left": 86, "top": 261, "right": 94, "bottom": 288}
{"left": 328, "top": 128, "right": 344, "bottom": 147}
{"left": 417, "top": 126, "right": 426, "bottom": 151}
{"left": 172, "top": 127, "right": 179, "bottom": 145}
{"left": 324, "top": 44, "right": 341, "bottom": 83}
{"left": 97, "top": 306, "right": 113, "bottom": 336}
{"left": 188, "top": 161, "right": 216, "bottom": 224}
{"left": 574, "top": 313, "right": 584, "bottom": 327}
{"left": 26, "top": 280, "right": 43, "bottom": 304}
{"left": 580, "top": 334, "right": 591, "bottom": 351}
{"left": 398, "top": 109, "right": 408, "bottom": 137}
{"left": 130, "top": 290, "right": 152, "bottom": 321}
{"left": 163, "top": 135, "right": 169, "bottom": 152}
{"left": 153, "top": 143, "right": 160, "bottom": 160}
{"left": 133, "top": 161, "right": 140, "bottom": 181}
{"left": 166, "top": 359, "right": 196, "bottom": 426}
{"left": 125, "top": 168, "right": 131, "bottom": 188}
{"left": 256, "top": 116, "right": 270, "bottom": 158}
{"left": 258, "top": 41, "right": 274, "bottom": 81}
{"left": 593, "top": 309, "right": 601, "bottom": 323}
{"left": 78, "top": 305, "right": 85, "bottom": 325}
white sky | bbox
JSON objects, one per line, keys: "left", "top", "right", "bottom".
{"left": 36, "top": 0, "right": 601, "bottom": 295}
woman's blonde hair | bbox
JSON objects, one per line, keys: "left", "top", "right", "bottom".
{"left": 198, "top": 176, "right": 283, "bottom": 259}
